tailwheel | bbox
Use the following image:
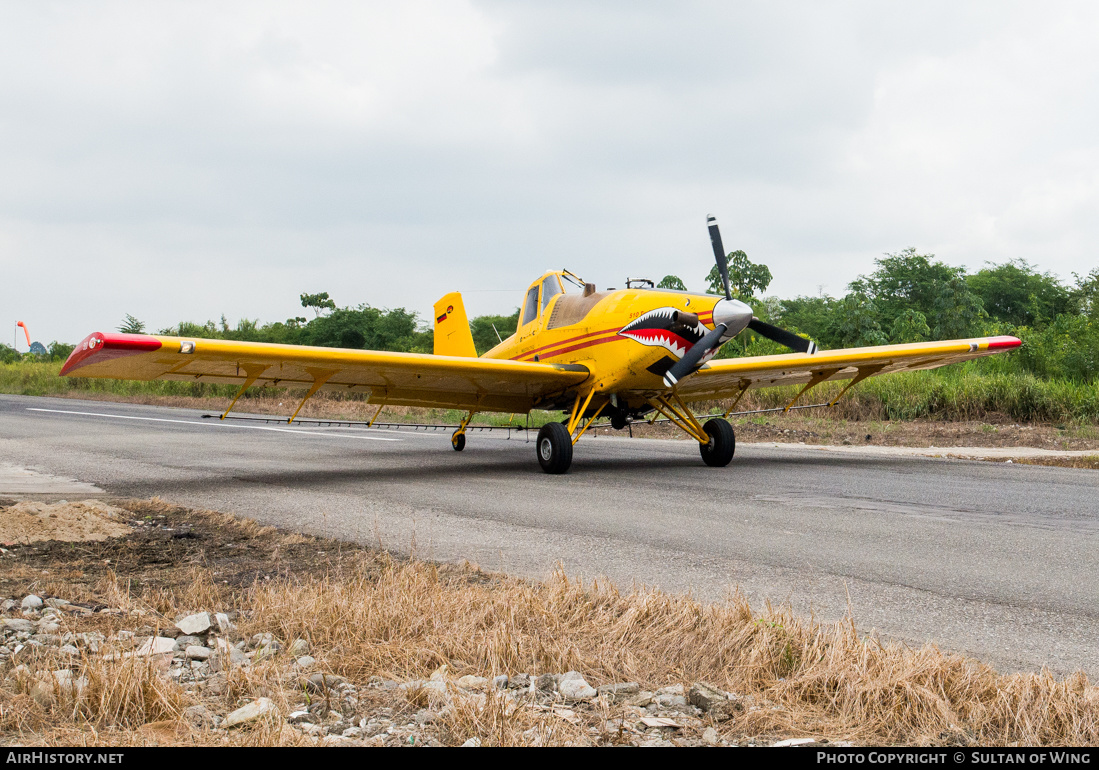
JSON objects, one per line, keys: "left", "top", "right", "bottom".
{"left": 699, "top": 418, "right": 735, "bottom": 467}
{"left": 537, "top": 422, "right": 573, "bottom": 474}
{"left": 451, "top": 431, "right": 466, "bottom": 452}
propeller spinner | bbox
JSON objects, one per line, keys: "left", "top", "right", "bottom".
{"left": 662, "top": 215, "right": 816, "bottom": 388}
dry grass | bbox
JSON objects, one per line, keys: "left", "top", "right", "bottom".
{"left": 2, "top": 651, "right": 189, "bottom": 739}
{"left": 1009, "top": 456, "right": 1099, "bottom": 470}
{"left": 236, "top": 559, "right": 1099, "bottom": 746}
{"left": 4, "top": 506, "right": 1098, "bottom": 746}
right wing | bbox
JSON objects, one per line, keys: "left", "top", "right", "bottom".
{"left": 671, "top": 335, "right": 1022, "bottom": 402}
{"left": 62, "top": 332, "right": 590, "bottom": 413}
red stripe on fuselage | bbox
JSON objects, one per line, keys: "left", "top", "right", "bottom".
{"left": 512, "top": 326, "right": 620, "bottom": 360}
{"left": 532, "top": 334, "right": 623, "bottom": 360}
{"left": 510, "top": 303, "right": 717, "bottom": 362}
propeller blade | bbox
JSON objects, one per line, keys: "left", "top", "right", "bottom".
{"left": 707, "top": 214, "right": 732, "bottom": 300}
{"left": 663, "top": 324, "right": 727, "bottom": 388}
{"left": 747, "top": 318, "right": 818, "bottom": 354}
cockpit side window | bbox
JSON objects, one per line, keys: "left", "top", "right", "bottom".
{"left": 540, "top": 275, "right": 563, "bottom": 313}
{"left": 521, "top": 285, "right": 540, "bottom": 326}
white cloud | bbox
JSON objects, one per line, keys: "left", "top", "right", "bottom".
{"left": 1, "top": 1, "right": 1097, "bottom": 345}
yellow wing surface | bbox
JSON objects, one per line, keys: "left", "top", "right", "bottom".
{"left": 62, "top": 331, "right": 1019, "bottom": 413}
{"left": 62, "top": 332, "right": 590, "bottom": 413}
{"left": 674, "top": 336, "right": 1022, "bottom": 402}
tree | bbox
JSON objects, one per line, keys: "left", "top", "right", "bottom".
{"left": 300, "top": 292, "right": 336, "bottom": 317}
{"left": 340, "top": 328, "right": 366, "bottom": 349}
{"left": 470, "top": 311, "right": 520, "bottom": 355}
{"left": 657, "top": 275, "right": 687, "bottom": 291}
{"left": 118, "top": 314, "right": 145, "bottom": 334}
{"left": 48, "top": 341, "right": 76, "bottom": 362}
{"left": 1014, "top": 313, "right": 1099, "bottom": 382}
{"left": 931, "top": 275, "right": 986, "bottom": 339}
{"left": 967, "top": 259, "right": 1070, "bottom": 328}
{"left": 1071, "top": 268, "right": 1099, "bottom": 321}
{"left": 857, "top": 248, "right": 963, "bottom": 323}
{"left": 888, "top": 309, "right": 931, "bottom": 344}
{"left": 825, "top": 294, "right": 888, "bottom": 348}
{"left": 706, "top": 250, "right": 772, "bottom": 298}
{"left": 775, "top": 295, "right": 837, "bottom": 344}
{"left": 159, "top": 320, "right": 221, "bottom": 338}
{"left": 299, "top": 305, "right": 431, "bottom": 353}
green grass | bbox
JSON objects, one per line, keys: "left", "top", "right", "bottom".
{"left": 851, "top": 366, "right": 1099, "bottom": 422}
{"left": 691, "top": 361, "right": 1099, "bottom": 424}
{"left": 0, "top": 361, "right": 241, "bottom": 399}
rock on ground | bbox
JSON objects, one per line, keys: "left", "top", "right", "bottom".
{"left": 134, "top": 637, "right": 176, "bottom": 657}
{"left": 558, "top": 672, "right": 597, "bottom": 701}
{"left": 224, "top": 698, "right": 279, "bottom": 728}
{"left": 176, "top": 612, "right": 212, "bottom": 636}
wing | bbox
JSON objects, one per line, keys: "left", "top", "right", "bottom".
{"left": 671, "top": 335, "right": 1021, "bottom": 402}
{"left": 61, "top": 332, "right": 590, "bottom": 413}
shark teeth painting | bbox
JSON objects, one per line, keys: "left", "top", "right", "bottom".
{"left": 618, "top": 307, "right": 710, "bottom": 360}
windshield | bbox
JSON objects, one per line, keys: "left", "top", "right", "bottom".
{"left": 541, "top": 275, "right": 562, "bottom": 312}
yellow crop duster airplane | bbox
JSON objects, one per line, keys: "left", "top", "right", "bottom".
{"left": 63, "top": 217, "right": 1020, "bottom": 473}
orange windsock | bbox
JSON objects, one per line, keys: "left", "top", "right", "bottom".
{"left": 16, "top": 321, "right": 30, "bottom": 347}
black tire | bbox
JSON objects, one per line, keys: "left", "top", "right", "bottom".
{"left": 537, "top": 421, "right": 573, "bottom": 474}
{"left": 610, "top": 412, "right": 628, "bottom": 430}
{"left": 451, "top": 432, "right": 466, "bottom": 452}
{"left": 699, "top": 418, "right": 735, "bottom": 467}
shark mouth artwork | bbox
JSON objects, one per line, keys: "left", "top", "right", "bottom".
{"left": 618, "top": 307, "right": 711, "bottom": 360}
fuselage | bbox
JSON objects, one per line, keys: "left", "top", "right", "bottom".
{"left": 481, "top": 271, "right": 750, "bottom": 408}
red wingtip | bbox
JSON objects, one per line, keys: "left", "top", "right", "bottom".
{"left": 986, "top": 335, "right": 1022, "bottom": 350}
{"left": 61, "top": 332, "right": 162, "bottom": 375}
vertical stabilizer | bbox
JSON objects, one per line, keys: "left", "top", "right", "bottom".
{"left": 433, "top": 292, "right": 477, "bottom": 357}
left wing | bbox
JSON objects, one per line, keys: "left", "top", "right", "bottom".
{"left": 672, "top": 335, "right": 1021, "bottom": 402}
{"left": 61, "top": 332, "right": 590, "bottom": 413}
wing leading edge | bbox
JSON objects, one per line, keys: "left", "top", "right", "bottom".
{"left": 61, "top": 332, "right": 590, "bottom": 413}
{"left": 672, "top": 335, "right": 1022, "bottom": 401}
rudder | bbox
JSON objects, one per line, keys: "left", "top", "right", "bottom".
{"left": 433, "top": 291, "right": 477, "bottom": 357}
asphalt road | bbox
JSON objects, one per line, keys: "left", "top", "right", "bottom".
{"left": 3, "top": 394, "right": 1097, "bottom": 678}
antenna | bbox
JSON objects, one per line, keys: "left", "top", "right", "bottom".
{"left": 491, "top": 323, "right": 503, "bottom": 343}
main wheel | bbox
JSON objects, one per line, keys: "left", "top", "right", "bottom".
{"left": 537, "top": 421, "right": 573, "bottom": 474}
{"left": 451, "top": 431, "right": 466, "bottom": 451}
{"left": 610, "top": 412, "right": 628, "bottom": 430}
{"left": 699, "top": 418, "right": 735, "bottom": 467}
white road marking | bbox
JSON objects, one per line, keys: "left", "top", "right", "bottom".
{"left": 26, "top": 408, "right": 401, "bottom": 442}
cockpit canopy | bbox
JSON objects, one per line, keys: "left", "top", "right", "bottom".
{"left": 520, "top": 271, "right": 587, "bottom": 327}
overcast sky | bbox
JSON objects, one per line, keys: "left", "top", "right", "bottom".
{"left": 2, "top": 1, "right": 1098, "bottom": 346}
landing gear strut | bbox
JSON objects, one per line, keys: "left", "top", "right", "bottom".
{"left": 452, "top": 410, "right": 475, "bottom": 452}
{"left": 646, "top": 394, "right": 736, "bottom": 468}
{"left": 537, "top": 388, "right": 606, "bottom": 473}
